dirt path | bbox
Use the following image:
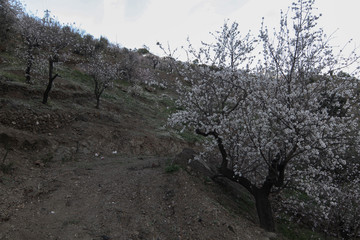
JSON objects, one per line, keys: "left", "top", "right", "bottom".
{"left": 0, "top": 155, "right": 269, "bottom": 240}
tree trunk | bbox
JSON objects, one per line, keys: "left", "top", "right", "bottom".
{"left": 201, "top": 133, "right": 277, "bottom": 232}
{"left": 25, "top": 63, "right": 31, "bottom": 84}
{"left": 42, "top": 59, "right": 58, "bottom": 104}
{"left": 42, "top": 77, "right": 53, "bottom": 104}
{"left": 95, "top": 96, "right": 100, "bottom": 109}
{"left": 25, "top": 53, "right": 33, "bottom": 84}
{"left": 94, "top": 80, "right": 101, "bottom": 109}
{"left": 253, "top": 188, "right": 275, "bottom": 232}
{"left": 218, "top": 167, "right": 277, "bottom": 232}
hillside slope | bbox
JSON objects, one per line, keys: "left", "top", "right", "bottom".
{"left": 0, "top": 64, "right": 273, "bottom": 239}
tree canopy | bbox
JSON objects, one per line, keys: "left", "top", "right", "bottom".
{"left": 169, "top": 0, "right": 360, "bottom": 236}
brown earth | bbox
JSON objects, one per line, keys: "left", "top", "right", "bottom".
{"left": 0, "top": 79, "right": 273, "bottom": 240}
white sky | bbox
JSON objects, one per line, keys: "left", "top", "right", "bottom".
{"left": 20, "top": 0, "right": 360, "bottom": 60}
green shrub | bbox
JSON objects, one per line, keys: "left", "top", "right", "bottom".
{"left": 137, "top": 48, "right": 150, "bottom": 55}
{"left": 165, "top": 164, "right": 180, "bottom": 173}
{"left": 277, "top": 219, "right": 326, "bottom": 240}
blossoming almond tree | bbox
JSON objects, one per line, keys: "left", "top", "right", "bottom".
{"left": 41, "top": 12, "right": 77, "bottom": 104}
{"left": 17, "top": 14, "right": 44, "bottom": 84}
{"left": 85, "top": 52, "right": 118, "bottom": 109}
{"left": 169, "top": 0, "right": 360, "bottom": 233}
{"left": 0, "top": 0, "right": 22, "bottom": 46}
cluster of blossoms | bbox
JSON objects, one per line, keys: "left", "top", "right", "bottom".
{"left": 134, "top": 67, "right": 167, "bottom": 89}
{"left": 169, "top": 0, "right": 360, "bottom": 236}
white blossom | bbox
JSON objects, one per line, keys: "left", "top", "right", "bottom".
{"left": 169, "top": 0, "right": 360, "bottom": 236}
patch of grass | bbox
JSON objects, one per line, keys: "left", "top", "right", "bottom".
{"left": 0, "top": 51, "right": 25, "bottom": 83}
{"left": 57, "top": 66, "right": 92, "bottom": 88}
{"left": 165, "top": 164, "right": 180, "bottom": 173}
{"left": 115, "top": 78, "right": 131, "bottom": 88}
{"left": 0, "top": 51, "right": 21, "bottom": 67}
{"left": 70, "top": 69, "right": 91, "bottom": 81}
{"left": 0, "top": 70, "right": 24, "bottom": 83}
{"left": 159, "top": 96, "right": 176, "bottom": 112}
{"left": 277, "top": 219, "right": 325, "bottom": 240}
{"left": 179, "top": 130, "right": 204, "bottom": 144}
{"left": 103, "top": 92, "right": 118, "bottom": 100}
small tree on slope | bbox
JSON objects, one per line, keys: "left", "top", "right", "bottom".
{"left": 85, "top": 52, "right": 118, "bottom": 109}
{"left": 169, "top": 0, "right": 360, "bottom": 233}
{"left": 41, "top": 12, "right": 76, "bottom": 104}
{"left": 17, "top": 14, "right": 43, "bottom": 84}
{"left": 0, "top": 0, "right": 22, "bottom": 47}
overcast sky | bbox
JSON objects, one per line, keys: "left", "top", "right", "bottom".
{"left": 20, "top": 0, "right": 360, "bottom": 59}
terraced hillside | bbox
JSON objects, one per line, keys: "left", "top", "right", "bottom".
{"left": 0, "top": 52, "right": 275, "bottom": 240}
